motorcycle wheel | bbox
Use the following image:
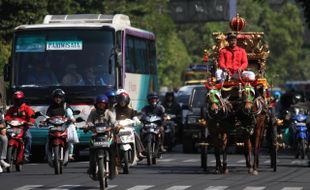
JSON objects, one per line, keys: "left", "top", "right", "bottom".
{"left": 301, "top": 139, "right": 306, "bottom": 159}
{"left": 16, "top": 164, "right": 22, "bottom": 172}
{"left": 122, "top": 151, "right": 129, "bottom": 174}
{"left": 146, "top": 141, "right": 152, "bottom": 166}
{"left": 98, "top": 158, "right": 105, "bottom": 190}
{"left": 53, "top": 146, "right": 60, "bottom": 175}
{"left": 6, "top": 146, "right": 15, "bottom": 173}
{"left": 104, "top": 154, "right": 109, "bottom": 188}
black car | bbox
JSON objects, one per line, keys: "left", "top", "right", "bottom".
{"left": 182, "top": 85, "right": 208, "bottom": 153}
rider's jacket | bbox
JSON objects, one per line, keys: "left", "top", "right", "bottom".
{"left": 86, "top": 108, "right": 116, "bottom": 126}
{"left": 115, "top": 104, "right": 137, "bottom": 120}
{"left": 141, "top": 104, "right": 165, "bottom": 118}
{"left": 162, "top": 101, "right": 182, "bottom": 118}
{"left": 46, "top": 102, "right": 74, "bottom": 120}
{"left": 5, "top": 103, "right": 35, "bottom": 124}
{"left": 218, "top": 46, "right": 248, "bottom": 75}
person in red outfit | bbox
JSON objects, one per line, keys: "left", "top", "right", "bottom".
{"left": 5, "top": 91, "right": 35, "bottom": 162}
{"left": 216, "top": 32, "right": 254, "bottom": 81}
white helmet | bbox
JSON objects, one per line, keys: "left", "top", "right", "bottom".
{"left": 116, "top": 89, "right": 128, "bottom": 95}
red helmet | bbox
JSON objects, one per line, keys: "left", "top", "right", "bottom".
{"left": 14, "top": 91, "right": 25, "bottom": 99}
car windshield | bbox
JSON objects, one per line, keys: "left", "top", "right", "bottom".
{"left": 13, "top": 29, "right": 115, "bottom": 87}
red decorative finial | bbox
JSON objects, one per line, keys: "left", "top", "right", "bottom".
{"left": 229, "top": 13, "right": 246, "bottom": 32}
{"left": 203, "top": 49, "right": 209, "bottom": 62}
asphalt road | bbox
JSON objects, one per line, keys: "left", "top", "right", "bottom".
{"left": 1, "top": 148, "right": 310, "bottom": 190}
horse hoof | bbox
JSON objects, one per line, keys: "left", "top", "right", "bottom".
{"left": 248, "top": 168, "right": 253, "bottom": 174}
{"left": 215, "top": 169, "right": 220, "bottom": 174}
{"left": 252, "top": 170, "right": 258, "bottom": 175}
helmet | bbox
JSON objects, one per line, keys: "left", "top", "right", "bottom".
{"left": 105, "top": 90, "right": 117, "bottom": 105}
{"left": 273, "top": 91, "right": 281, "bottom": 100}
{"left": 147, "top": 92, "right": 159, "bottom": 106}
{"left": 117, "top": 92, "right": 130, "bottom": 107}
{"left": 52, "top": 89, "right": 65, "bottom": 98}
{"left": 14, "top": 91, "right": 25, "bottom": 99}
{"left": 13, "top": 91, "right": 25, "bottom": 106}
{"left": 95, "top": 95, "right": 109, "bottom": 107}
{"left": 116, "top": 89, "right": 128, "bottom": 95}
{"left": 165, "top": 92, "right": 175, "bottom": 102}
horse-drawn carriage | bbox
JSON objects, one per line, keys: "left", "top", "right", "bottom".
{"left": 199, "top": 14, "right": 277, "bottom": 175}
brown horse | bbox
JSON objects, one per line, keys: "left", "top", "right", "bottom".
{"left": 237, "top": 80, "right": 267, "bottom": 175}
{"left": 205, "top": 82, "right": 233, "bottom": 174}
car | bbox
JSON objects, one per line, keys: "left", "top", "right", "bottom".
{"left": 180, "top": 85, "right": 208, "bottom": 153}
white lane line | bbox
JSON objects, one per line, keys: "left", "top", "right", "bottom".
{"left": 182, "top": 159, "right": 199, "bottom": 162}
{"left": 49, "top": 185, "right": 81, "bottom": 190}
{"left": 14, "top": 185, "right": 44, "bottom": 190}
{"left": 237, "top": 159, "right": 246, "bottom": 163}
{"left": 291, "top": 160, "right": 308, "bottom": 164}
{"left": 282, "top": 187, "right": 303, "bottom": 190}
{"left": 204, "top": 186, "right": 229, "bottom": 190}
{"left": 243, "top": 187, "right": 266, "bottom": 190}
{"left": 165, "top": 186, "right": 191, "bottom": 190}
{"left": 158, "top": 159, "right": 175, "bottom": 162}
{"left": 127, "top": 185, "right": 154, "bottom": 190}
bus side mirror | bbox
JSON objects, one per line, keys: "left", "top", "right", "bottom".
{"left": 3, "top": 64, "right": 11, "bottom": 82}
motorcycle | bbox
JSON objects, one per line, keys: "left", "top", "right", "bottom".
{"left": 290, "top": 107, "right": 308, "bottom": 159}
{"left": 87, "top": 122, "right": 115, "bottom": 190}
{"left": 116, "top": 119, "right": 138, "bottom": 174}
{"left": 6, "top": 119, "right": 27, "bottom": 172}
{"left": 141, "top": 114, "right": 162, "bottom": 165}
{"left": 38, "top": 111, "right": 83, "bottom": 175}
{"left": 163, "top": 114, "right": 177, "bottom": 152}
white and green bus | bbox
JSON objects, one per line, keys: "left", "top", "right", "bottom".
{"left": 4, "top": 14, "right": 158, "bottom": 155}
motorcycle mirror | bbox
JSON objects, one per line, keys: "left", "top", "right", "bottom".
{"left": 33, "top": 111, "right": 43, "bottom": 118}
{"left": 73, "top": 110, "right": 81, "bottom": 115}
{"left": 75, "top": 117, "right": 84, "bottom": 123}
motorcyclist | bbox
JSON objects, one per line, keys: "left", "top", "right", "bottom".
{"left": 141, "top": 92, "right": 167, "bottom": 152}
{"left": 115, "top": 92, "right": 146, "bottom": 159}
{"left": 0, "top": 99, "right": 10, "bottom": 172}
{"left": 5, "top": 91, "right": 35, "bottom": 162}
{"left": 162, "top": 92, "right": 182, "bottom": 143}
{"left": 84, "top": 95, "right": 117, "bottom": 178}
{"left": 46, "top": 89, "right": 78, "bottom": 161}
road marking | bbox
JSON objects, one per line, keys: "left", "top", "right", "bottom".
{"left": 291, "top": 160, "right": 308, "bottom": 164}
{"left": 182, "top": 159, "right": 199, "bottom": 162}
{"left": 14, "top": 185, "right": 44, "bottom": 190}
{"left": 165, "top": 186, "right": 191, "bottom": 190}
{"left": 282, "top": 188, "right": 303, "bottom": 190}
{"left": 49, "top": 185, "right": 81, "bottom": 190}
{"left": 237, "top": 159, "right": 246, "bottom": 163}
{"left": 127, "top": 185, "right": 154, "bottom": 190}
{"left": 85, "top": 185, "right": 117, "bottom": 190}
{"left": 243, "top": 187, "right": 266, "bottom": 190}
{"left": 204, "top": 186, "right": 229, "bottom": 190}
{"left": 158, "top": 159, "right": 175, "bottom": 162}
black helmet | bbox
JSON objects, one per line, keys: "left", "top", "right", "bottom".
{"left": 147, "top": 92, "right": 159, "bottom": 106}
{"left": 52, "top": 89, "right": 65, "bottom": 100}
{"left": 165, "top": 92, "right": 175, "bottom": 102}
{"left": 117, "top": 92, "right": 130, "bottom": 107}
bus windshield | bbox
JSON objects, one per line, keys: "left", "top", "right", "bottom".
{"left": 13, "top": 29, "right": 115, "bottom": 88}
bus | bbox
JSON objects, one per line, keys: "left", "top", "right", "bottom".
{"left": 3, "top": 14, "right": 158, "bottom": 157}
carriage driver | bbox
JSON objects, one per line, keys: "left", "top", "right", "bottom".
{"left": 215, "top": 32, "right": 255, "bottom": 82}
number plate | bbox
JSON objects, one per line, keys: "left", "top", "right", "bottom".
{"left": 94, "top": 141, "right": 110, "bottom": 147}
